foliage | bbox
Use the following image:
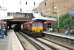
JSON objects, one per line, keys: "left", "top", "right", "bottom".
{"left": 55, "top": 14, "right": 74, "bottom": 29}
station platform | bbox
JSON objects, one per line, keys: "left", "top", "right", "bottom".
{"left": 0, "top": 36, "right": 8, "bottom": 50}
{"left": 0, "top": 30, "right": 24, "bottom": 50}
{"left": 44, "top": 31, "right": 74, "bottom": 40}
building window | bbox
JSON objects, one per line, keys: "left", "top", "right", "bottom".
{"left": 20, "top": 8, "right": 22, "bottom": 12}
{"left": 34, "top": 2, "right": 35, "bottom": 6}
{"left": 26, "top": 1, "right": 27, "bottom": 5}
{"left": 45, "top": 2, "right": 46, "bottom": 6}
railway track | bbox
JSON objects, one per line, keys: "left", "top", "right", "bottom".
{"left": 36, "top": 38, "right": 72, "bottom": 50}
{"left": 16, "top": 32, "right": 54, "bottom": 50}
{"left": 16, "top": 32, "right": 72, "bottom": 50}
{"left": 44, "top": 34, "right": 74, "bottom": 50}
{"left": 16, "top": 32, "right": 39, "bottom": 50}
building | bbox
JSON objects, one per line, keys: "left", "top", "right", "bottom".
{"left": 36, "top": 0, "right": 74, "bottom": 16}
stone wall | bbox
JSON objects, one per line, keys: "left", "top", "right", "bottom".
{"left": 36, "top": 0, "right": 74, "bottom": 16}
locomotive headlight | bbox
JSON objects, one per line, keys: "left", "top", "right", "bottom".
{"left": 44, "top": 21, "right": 47, "bottom": 24}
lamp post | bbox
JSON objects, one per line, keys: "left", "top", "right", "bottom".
{"left": 52, "top": 0, "right": 60, "bottom": 32}
{"left": 54, "top": 6, "right": 60, "bottom": 32}
{"left": 57, "top": 15, "right": 59, "bottom": 32}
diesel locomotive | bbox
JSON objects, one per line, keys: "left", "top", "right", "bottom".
{"left": 23, "top": 21, "right": 46, "bottom": 37}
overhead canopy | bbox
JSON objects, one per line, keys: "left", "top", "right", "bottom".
{"left": 32, "top": 17, "right": 56, "bottom": 21}
{"left": 32, "top": 12, "right": 57, "bottom": 21}
{"left": 0, "top": 16, "right": 13, "bottom": 20}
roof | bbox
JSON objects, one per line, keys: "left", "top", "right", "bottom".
{"left": 32, "top": 12, "right": 56, "bottom": 21}
{"left": 32, "top": 17, "right": 56, "bottom": 21}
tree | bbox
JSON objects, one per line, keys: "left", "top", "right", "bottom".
{"left": 58, "top": 13, "right": 74, "bottom": 29}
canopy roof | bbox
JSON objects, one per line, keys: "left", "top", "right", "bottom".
{"left": 0, "top": 16, "right": 13, "bottom": 20}
{"left": 32, "top": 17, "right": 56, "bottom": 21}
{"left": 32, "top": 12, "right": 56, "bottom": 21}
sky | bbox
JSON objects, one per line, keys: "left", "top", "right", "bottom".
{"left": 0, "top": 0, "right": 44, "bottom": 13}
{"left": 0, "top": 0, "right": 44, "bottom": 19}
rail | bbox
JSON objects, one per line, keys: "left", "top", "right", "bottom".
{"left": 16, "top": 32, "right": 54, "bottom": 50}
